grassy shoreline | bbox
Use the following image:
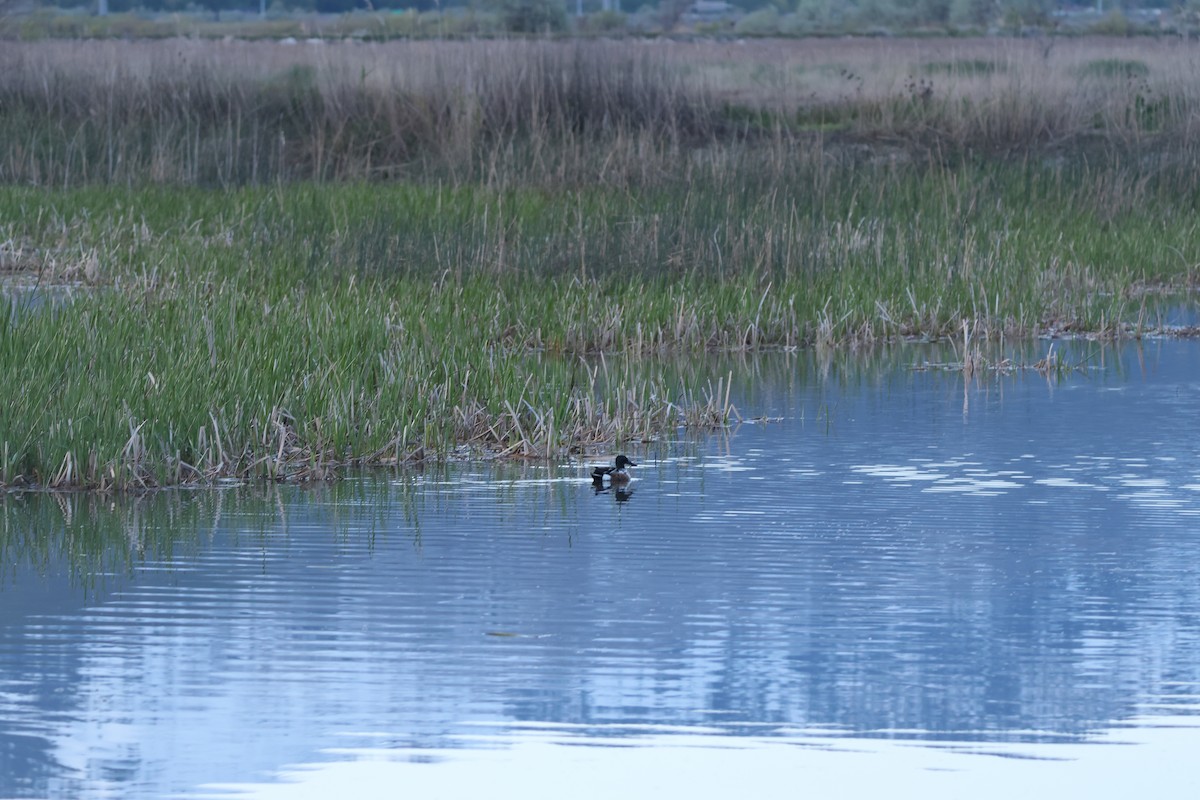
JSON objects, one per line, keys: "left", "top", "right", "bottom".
{"left": 3, "top": 37, "right": 1200, "bottom": 489}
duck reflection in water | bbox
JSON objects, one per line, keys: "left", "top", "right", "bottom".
{"left": 594, "top": 483, "right": 635, "bottom": 501}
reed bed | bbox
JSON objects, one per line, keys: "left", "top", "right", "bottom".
{"left": 0, "top": 39, "right": 720, "bottom": 186}
{"left": 675, "top": 36, "right": 1200, "bottom": 148}
{"left": 5, "top": 37, "right": 1200, "bottom": 186}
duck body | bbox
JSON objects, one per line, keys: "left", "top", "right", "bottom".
{"left": 591, "top": 455, "right": 637, "bottom": 485}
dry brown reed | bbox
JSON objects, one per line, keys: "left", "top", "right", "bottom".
{"left": 4, "top": 36, "right": 1200, "bottom": 187}
{"left": 676, "top": 36, "right": 1200, "bottom": 145}
{"left": 0, "top": 38, "right": 719, "bottom": 186}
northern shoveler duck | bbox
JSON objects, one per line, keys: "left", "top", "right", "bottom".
{"left": 592, "top": 455, "right": 638, "bottom": 485}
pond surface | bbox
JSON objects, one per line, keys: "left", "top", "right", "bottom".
{"left": 3, "top": 340, "right": 1200, "bottom": 799}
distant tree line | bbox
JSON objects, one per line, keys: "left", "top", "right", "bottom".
{"left": 39, "top": 0, "right": 461, "bottom": 11}
{"left": 19, "top": 0, "right": 1184, "bottom": 22}
{"left": 25, "top": 0, "right": 1180, "bottom": 12}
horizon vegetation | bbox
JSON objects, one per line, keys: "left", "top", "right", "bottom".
{"left": 1, "top": 0, "right": 1195, "bottom": 42}
{"left": 2, "top": 36, "right": 1200, "bottom": 489}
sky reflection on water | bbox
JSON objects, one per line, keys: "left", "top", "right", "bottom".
{"left": 1, "top": 339, "right": 1199, "bottom": 799}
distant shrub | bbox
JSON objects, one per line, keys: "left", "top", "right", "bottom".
{"left": 626, "top": 6, "right": 663, "bottom": 34}
{"left": 496, "top": 0, "right": 568, "bottom": 34}
{"left": 579, "top": 10, "right": 627, "bottom": 34}
{"left": 794, "top": 0, "right": 843, "bottom": 27}
{"left": 734, "top": 7, "right": 780, "bottom": 36}
{"left": 1086, "top": 10, "right": 1134, "bottom": 37}
{"left": 1079, "top": 58, "right": 1150, "bottom": 80}
{"left": 948, "top": 0, "right": 994, "bottom": 28}
{"left": 777, "top": 13, "right": 806, "bottom": 35}
{"left": 778, "top": 13, "right": 811, "bottom": 36}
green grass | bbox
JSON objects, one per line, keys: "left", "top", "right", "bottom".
{"left": 2, "top": 158, "right": 1198, "bottom": 489}
{"left": 0, "top": 271, "right": 736, "bottom": 488}
{"left": 921, "top": 59, "right": 1004, "bottom": 77}
{"left": 1078, "top": 58, "right": 1151, "bottom": 81}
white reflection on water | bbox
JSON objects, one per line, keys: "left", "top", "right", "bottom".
{"left": 849, "top": 452, "right": 1200, "bottom": 510}
{"left": 192, "top": 721, "right": 1200, "bottom": 800}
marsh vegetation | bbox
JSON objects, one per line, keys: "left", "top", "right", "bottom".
{"left": 2, "top": 36, "right": 1199, "bottom": 488}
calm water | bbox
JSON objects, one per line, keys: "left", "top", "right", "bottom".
{"left": 3, "top": 340, "right": 1200, "bottom": 799}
